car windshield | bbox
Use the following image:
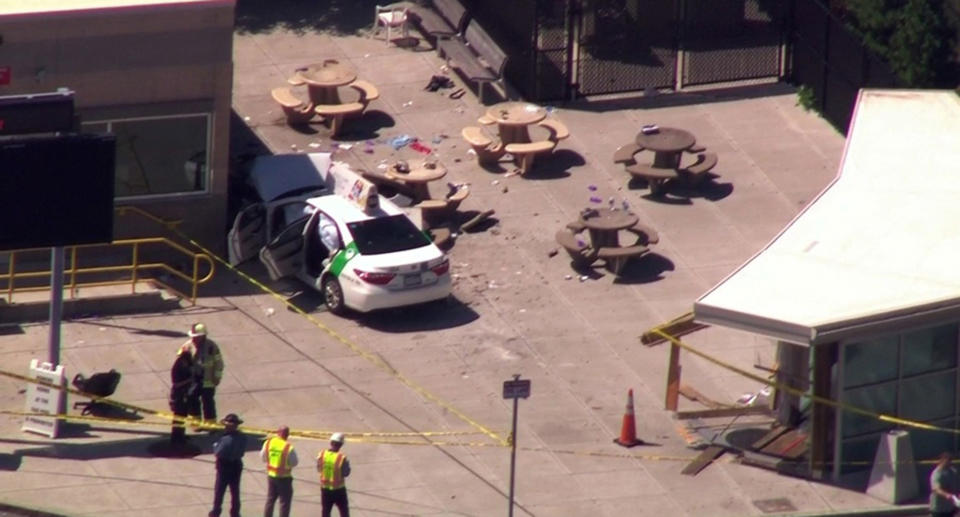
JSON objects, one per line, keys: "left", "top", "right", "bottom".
{"left": 347, "top": 215, "right": 431, "bottom": 255}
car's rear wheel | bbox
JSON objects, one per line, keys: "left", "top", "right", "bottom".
{"left": 322, "top": 277, "right": 346, "bottom": 315}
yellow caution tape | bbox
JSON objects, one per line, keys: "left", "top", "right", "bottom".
{"left": 144, "top": 213, "right": 507, "bottom": 446}
{"left": 651, "top": 329, "right": 960, "bottom": 435}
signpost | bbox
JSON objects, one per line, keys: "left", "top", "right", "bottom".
{"left": 502, "top": 374, "right": 530, "bottom": 517}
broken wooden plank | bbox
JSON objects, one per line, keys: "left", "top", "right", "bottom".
{"left": 641, "top": 312, "right": 708, "bottom": 346}
{"left": 750, "top": 425, "right": 791, "bottom": 450}
{"left": 679, "top": 383, "right": 736, "bottom": 410}
{"left": 675, "top": 405, "right": 771, "bottom": 420}
{"left": 681, "top": 445, "right": 725, "bottom": 476}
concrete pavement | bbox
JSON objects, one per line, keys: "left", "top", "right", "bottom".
{"left": 0, "top": 4, "right": 930, "bottom": 517}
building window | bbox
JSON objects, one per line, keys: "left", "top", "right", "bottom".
{"left": 838, "top": 322, "right": 960, "bottom": 474}
{"left": 82, "top": 113, "right": 210, "bottom": 199}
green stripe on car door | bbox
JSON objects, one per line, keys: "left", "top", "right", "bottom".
{"left": 329, "top": 241, "right": 359, "bottom": 276}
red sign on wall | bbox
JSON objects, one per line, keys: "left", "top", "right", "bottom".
{"left": 0, "top": 67, "right": 10, "bottom": 85}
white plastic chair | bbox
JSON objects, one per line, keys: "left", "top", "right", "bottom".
{"left": 373, "top": 5, "right": 409, "bottom": 45}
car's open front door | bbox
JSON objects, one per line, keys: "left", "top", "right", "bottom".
{"left": 259, "top": 215, "right": 309, "bottom": 281}
{"left": 227, "top": 204, "right": 266, "bottom": 265}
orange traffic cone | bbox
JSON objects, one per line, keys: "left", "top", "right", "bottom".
{"left": 614, "top": 389, "right": 645, "bottom": 447}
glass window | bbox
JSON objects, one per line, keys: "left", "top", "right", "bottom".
{"left": 843, "top": 336, "right": 899, "bottom": 388}
{"left": 347, "top": 215, "right": 431, "bottom": 255}
{"left": 902, "top": 324, "right": 958, "bottom": 377}
{"left": 900, "top": 371, "right": 956, "bottom": 422}
{"left": 84, "top": 114, "right": 209, "bottom": 198}
{"left": 908, "top": 418, "right": 956, "bottom": 484}
{"left": 842, "top": 383, "right": 896, "bottom": 437}
{"left": 840, "top": 434, "right": 881, "bottom": 474}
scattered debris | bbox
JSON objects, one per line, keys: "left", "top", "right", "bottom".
{"left": 424, "top": 75, "right": 454, "bottom": 92}
{"left": 390, "top": 135, "right": 414, "bottom": 149}
{"left": 501, "top": 185, "right": 508, "bottom": 193}
{"left": 410, "top": 141, "right": 432, "bottom": 154}
{"left": 578, "top": 275, "right": 589, "bottom": 282}
{"left": 449, "top": 88, "right": 465, "bottom": 99}
{"left": 339, "top": 143, "right": 353, "bottom": 150}
{"left": 564, "top": 274, "right": 573, "bottom": 280}
{"left": 308, "top": 142, "right": 322, "bottom": 148}
{"left": 243, "top": 116, "right": 251, "bottom": 122}
{"left": 547, "top": 248, "right": 559, "bottom": 258}
{"left": 461, "top": 209, "right": 495, "bottom": 231}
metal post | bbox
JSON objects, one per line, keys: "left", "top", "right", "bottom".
{"left": 48, "top": 246, "right": 64, "bottom": 365}
{"left": 508, "top": 374, "right": 520, "bottom": 517}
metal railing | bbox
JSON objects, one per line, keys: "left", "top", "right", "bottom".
{"left": 1, "top": 237, "right": 215, "bottom": 305}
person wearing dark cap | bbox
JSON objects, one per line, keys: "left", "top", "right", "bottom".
{"left": 209, "top": 413, "right": 247, "bottom": 517}
{"left": 261, "top": 425, "right": 298, "bottom": 517}
{"left": 168, "top": 344, "right": 196, "bottom": 446}
{"left": 317, "top": 432, "right": 351, "bottom": 517}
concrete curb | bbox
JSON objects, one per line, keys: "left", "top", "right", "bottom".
{"left": 0, "top": 292, "right": 181, "bottom": 324}
{"left": 771, "top": 504, "right": 927, "bottom": 517}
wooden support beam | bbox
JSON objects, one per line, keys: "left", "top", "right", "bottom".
{"left": 810, "top": 342, "right": 836, "bottom": 478}
{"left": 665, "top": 342, "right": 681, "bottom": 411}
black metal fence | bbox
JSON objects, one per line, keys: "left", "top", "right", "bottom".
{"left": 460, "top": 0, "right": 906, "bottom": 134}
{"left": 786, "top": 0, "right": 901, "bottom": 133}
{"left": 462, "top": 0, "right": 787, "bottom": 101}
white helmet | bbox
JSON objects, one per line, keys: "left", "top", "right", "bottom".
{"left": 188, "top": 323, "right": 207, "bottom": 337}
{"left": 330, "top": 432, "right": 345, "bottom": 444}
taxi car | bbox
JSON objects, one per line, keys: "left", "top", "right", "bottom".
{"left": 228, "top": 153, "right": 451, "bottom": 314}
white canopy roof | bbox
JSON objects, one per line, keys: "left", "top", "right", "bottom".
{"left": 695, "top": 90, "right": 960, "bottom": 345}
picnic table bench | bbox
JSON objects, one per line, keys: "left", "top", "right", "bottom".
{"left": 624, "top": 162, "right": 678, "bottom": 195}
{"left": 437, "top": 20, "right": 508, "bottom": 103}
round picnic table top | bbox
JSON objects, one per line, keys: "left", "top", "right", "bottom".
{"left": 635, "top": 126, "right": 696, "bottom": 153}
{"left": 486, "top": 102, "right": 547, "bottom": 127}
{"left": 385, "top": 160, "right": 447, "bottom": 184}
{"left": 579, "top": 208, "right": 639, "bottom": 232}
{"left": 296, "top": 59, "right": 357, "bottom": 87}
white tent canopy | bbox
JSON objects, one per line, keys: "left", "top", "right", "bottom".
{"left": 695, "top": 90, "right": 960, "bottom": 345}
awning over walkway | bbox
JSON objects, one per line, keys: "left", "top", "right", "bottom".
{"left": 695, "top": 90, "right": 960, "bottom": 345}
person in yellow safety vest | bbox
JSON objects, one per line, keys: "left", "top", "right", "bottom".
{"left": 181, "top": 322, "right": 224, "bottom": 426}
{"left": 317, "top": 432, "right": 351, "bottom": 517}
{"left": 260, "top": 425, "right": 298, "bottom": 517}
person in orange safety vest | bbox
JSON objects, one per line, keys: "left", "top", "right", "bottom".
{"left": 317, "top": 432, "right": 351, "bottom": 517}
{"left": 260, "top": 425, "right": 298, "bottom": 517}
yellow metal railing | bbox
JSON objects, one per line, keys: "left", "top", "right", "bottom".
{"left": 1, "top": 237, "right": 215, "bottom": 305}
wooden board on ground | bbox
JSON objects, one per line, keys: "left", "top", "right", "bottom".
{"left": 759, "top": 428, "right": 808, "bottom": 459}
{"left": 679, "top": 383, "right": 735, "bottom": 410}
{"left": 750, "top": 425, "right": 791, "bottom": 450}
{"left": 681, "top": 445, "right": 725, "bottom": 476}
{"left": 675, "top": 405, "right": 771, "bottom": 420}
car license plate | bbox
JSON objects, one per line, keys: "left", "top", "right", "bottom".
{"left": 404, "top": 274, "right": 421, "bottom": 287}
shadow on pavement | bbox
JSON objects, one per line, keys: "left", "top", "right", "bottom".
{"left": 358, "top": 297, "right": 480, "bottom": 332}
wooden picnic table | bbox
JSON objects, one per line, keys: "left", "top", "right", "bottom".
{"left": 295, "top": 59, "right": 357, "bottom": 105}
{"left": 635, "top": 126, "right": 696, "bottom": 168}
{"left": 486, "top": 101, "right": 547, "bottom": 145}
{"left": 579, "top": 208, "right": 639, "bottom": 248}
{"left": 385, "top": 160, "right": 447, "bottom": 201}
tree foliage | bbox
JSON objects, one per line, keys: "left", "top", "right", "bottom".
{"left": 838, "top": 0, "right": 955, "bottom": 87}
